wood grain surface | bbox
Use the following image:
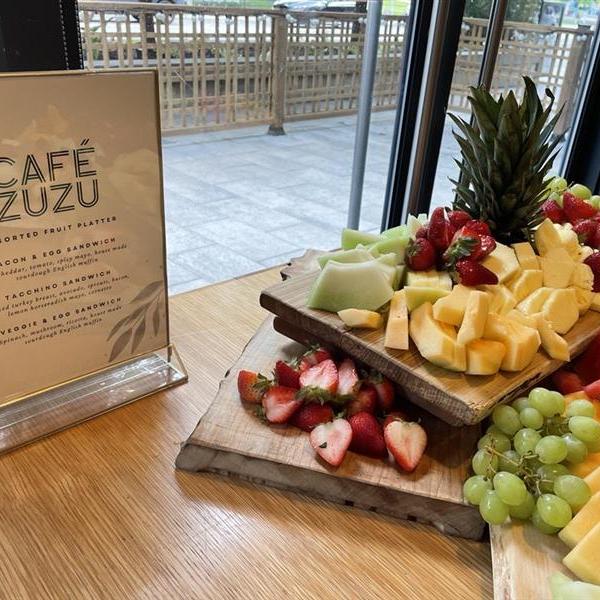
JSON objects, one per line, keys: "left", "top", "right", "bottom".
{"left": 177, "top": 317, "right": 484, "bottom": 540}
{"left": 0, "top": 268, "right": 493, "bottom": 599}
{"left": 260, "top": 271, "right": 600, "bottom": 426}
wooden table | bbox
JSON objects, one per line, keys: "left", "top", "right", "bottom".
{"left": 0, "top": 268, "right": 492, "bottom": 599}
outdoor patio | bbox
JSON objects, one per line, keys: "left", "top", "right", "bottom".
{"left": 163, "top": 110, "right": 458, "bottom": 294}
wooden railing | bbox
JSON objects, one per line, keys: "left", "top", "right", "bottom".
{"left": 78, "top": 2, "right": 593, "bottom": 135}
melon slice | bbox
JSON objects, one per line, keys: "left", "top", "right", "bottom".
{"left": 318, "top": 248, "right": 373, "bottom": 268}
{"left": 405, "top": 270, "right": 451, "bottom": 289}
{"left": 481, "top": 242, "right": 521, "bottom": 283}
{"left": 381, "top": 224, "right": 408, "bottom": 239}
{"left": 535, "top": 218, "right": 563, "bottom": 255}
{"left": 512, "top": 241, "right": 539, "bottom": 270}
{"left": 433, "top": 284, "right": 472, "bottom": 326}
{"left": 543, "top": 288, "right": 580, "bottom": 334}
{"left": 384, "top": 290, "right": 409, "bottom": 350}
{"left": 585, "top": 468, "right": 600, "bottom": 495}
{"left": 307, "top": 260, "right": 394, "bottom": 313}
{"left": 371, "top": 236, "right": 408, "bottom": 263}
{"left": 571, "top": 453, "right": 600, "bottom": 478}
{"left": 549, "top": 571, "right": 600, "bottom": 600}
{"left": 563, "top": 522, "right": 600, "bottom": 585}
{"left": 559, "top": 492, "right": 600, "bottom": 549}
{"left": 341, "top": 228, "right": 380, "bottom": 250}
{"left": 404, "top": 286, "right": 450, "bottom": 312}
{"left": 466, "top": 339, "right": 506, "bottom": 376}
{"left": 338, "top": 308, "right": 383, "bottom": 329}
{"left": 534, "top": 313, "right": 570, "bottom": 362}
{"left": 457, "top": 291, "right": 489, "bottom": 346}
{"left": 507, "top": 269, "right": 544, "bottom": 303}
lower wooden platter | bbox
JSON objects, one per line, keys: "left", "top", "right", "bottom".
{"left": 176, "top": 316, "right": 486, "bottom": 540}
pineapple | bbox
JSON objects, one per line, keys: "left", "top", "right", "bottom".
{"left": 451, "top": 77, "right": 561, "bottom": 245}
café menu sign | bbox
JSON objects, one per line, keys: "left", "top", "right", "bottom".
{"left": 0, "top": 71, "right": 168, "bottom": 405}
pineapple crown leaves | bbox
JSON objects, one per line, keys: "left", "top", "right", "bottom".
{"left": 450, "top": 76, "right": 563, "bottom": 244}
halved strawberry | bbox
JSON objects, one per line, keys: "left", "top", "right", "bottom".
{"left": 298, "top": 359, "right": 338, "bottom": 401}
{"left": 337, "top": 358, "right": 359, "bottom": 398}
{"left": 348, "top": 412, "right": 387, "bottom": 458}
{"left": 551, "top": 369, "right": 583, "bottom": 395}
{"left": 275, "top": 360, "right": 300, "bottom": 389}
{"left": 346, "top": 385, "right": 378, "bottom": 416}
{"left": 542, "top": 199, "right": 567, "bottom": 224}
{"left": 290, "top": 403, "right": 334, "bottom": 432}
{"left": 454, "top": 259, "right": 498, "bottom": 286}
{"left": 383, "top": 410, "right": 409, "bottom": 428}
{"left": 563, "top": 192, "right": 597, "bottom": 224}
{"left": 237, "top": 370, "right": 270, "bottom": 404}
{"left": 384, "top": 420, "right": 428, "bottom": 472}
{"left": 447, "top": 209, "right": 472, "bottom": 230}
{"left": 262, "top": 386, "right": 302, "bottom": 423}
{"left": 368, "top": 372, "right": 395, "bottom": 413}
{"left": 298, "top": 346, "right": 332, "bottom": 371}
{"left": 427, "top": 207, "right": 455, "bottom": 251}
{"left": 310, "top": 419, "right": 353, "bottom": 467}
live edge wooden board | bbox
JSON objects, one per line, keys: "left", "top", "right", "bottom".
{"left": 260, "top": 271, "right": 600, "bottom": 426}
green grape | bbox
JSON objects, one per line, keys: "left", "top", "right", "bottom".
{"left": 498, "top": 450, "right": 521, "bottom": 474}
{"left": 537, "top": 464, "right": 570, "bottom": 493}
{"left": 535, "top": 435, "right": 568, "bottom": 464}
{"left": 478, "top": 431, "right": 511, "bottom": 453}
{"left": 554, "top": 475, "right": 591, "bottom": 512}
{"left": 463, "top": 475, "right": 493, "bottom": 506}
{"left": 492, "top": 405, "right": 522, "bottom": 436}
{"left": 519, "top": 407, "right": 544, "bottom": 430}
{"left": 479, "top": 490, "right": 509, "bottom": 525}
{"left": 566, "top": 399, "right": 596, "bottom": 418}
{"left": 586, "top": 437, "right": 600, "bottom": 453}
{"left": 493, "top": 471, "right": 528, "bottom": 506}
{"left": 472, "top": 449, "right": 499, "bottom": 477}
{"left": 512, "top": 397, "right": 530, "bottom": 413}
{"left": 569, "top": 416, "right": 600, "bottom": 444}
{"left": 531, "top": 508, "right": 561, "bottom": 535}
{"left": 563, "top": 433, "right": 589, "bottom": 464}
{"left": 514, "top": 428, "right": 542, "bottom": 456}
{"left": 537, "top": 493, "right": 572, "bottom": 528}
{"left": 525, "top": 456, "right": 544, "bottom": 472}
{"left": 486, "top": 424, "right": 505, "bottom": 436}
{"left": 508, "top": 491, "right": 535, "bottom": 520}
{"left": 529, "top": 388, "right": 565, "bottom": 417}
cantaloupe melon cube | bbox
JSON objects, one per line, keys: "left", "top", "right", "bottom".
{"left": 571, "top": 453, "right": 600, "bottom": 478}
{"left": 479, "top": 285, "right": 517, "bottom": 315}
{"left": 457, "top": 291, "right": 489, "bottom": 346}
{"left": 484, "top": 314, "right": 541, "bottom": 372}
{"left": 384, "top": 291, "right": 409, "bottom": 350}
{"left": 570, "top": 286, "right": 593, "bottom": 316}
{"left": 559, "top": 492, "right": 600, "bottom": 549}
{"left": 541, "top": 248, "right": 576, "bottom": 288}
{"left": 535, "top": 218, "right": 563, "bottom": 255}
{"left": 512, "top": 241, "right": 539, "bottom": 270}
{"left": 517, "top": 287, "right": 554, "bottom": 315}
{"left": 543, "top": 288, "right": 580, "bottom": 334}
{"left": 592, "top": 294, "right": 600, "bottom": 313}
{"left": 409, "top": 303, "right": 466, "bottom": 372}
{"left": 433, "top": 284, "right": 472, "bottom": 326}
{"left": 466, "top": 339, "right": 506, "bottom": 376}
{"left": 482, "top": 243, "right": 521, "bottom": 283}
{"left": 338, "top": 308, "right": 383, "bottom": 329}
{"left": 534, "top": 313, "right": 570, "bottom": 362}
{"left": 572, "top": 263, "right": 595, "bottom": 291}
{"left": 507, "top": 269, "right": 544, "bottom": 302}
{"left": 585, "top": 468, "right": 600, "bottom": 495}
{"left": 563, "top": 522, "right": 600, "bottom": 585}
{"left": 404, "top": 286, "right": 450, "bottom": 312}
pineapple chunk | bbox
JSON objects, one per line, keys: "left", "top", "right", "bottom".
{"left": 592, "top": 294, "right": 600, "bottom": 312}
{"left": 576, "top": 245, "right": 595, "bottom": 263}
{"left": 586, "top": 468, "right": 600, "bottom": 495}
{"left": 433, "top": 284, "right": 472, "bottom": 326}
{"left": 466, "top": 339, "right": 506, "bottom": 376}
{"left": 570, "top": 286, "right": 594, "bottom": 315}
{"left": 507, "top": 269, "right": 544, "bottom": 302}
{"left": 506, "top": 309, "right": 537, "bottom": 328}
{"left": 480, "top": 285, "right": 517, "bottom": 315}
{"left": 409, "top": 303, "right": 466, "bottom": 372}
{"left": 559, "top": 492, "right": 600, "bottom": 548}
{"left": 481, "top": 243, "right": 521, "bottom": 283}
{"left": 338, "top": 308, "right": 383, "bottom": 329}
{"left": 557, "top": 226, "right": 581, "bottom": 258}
{"left": 512, "top": 241, "right": 540, "bottom": 270}
{"left": 534, "top": 313, "right": 570, "bottom": 362}
{"left": 484, "top": 314, "right": 541, "bottom": 372}
{"left": 543, "top": 288, "right": 580, "bottom": 334}
{"left": 572, "top": 263, "right": 595, "bottom": 291}
{"left": 563, "top": 522, "right": 600, "bottom": 585}
{"left": 535, "top": 218, "right": 563, "bottom": 255}
{"left": 541, "top": 247, "right": 576, "bottom": 288}
{"left": 384, "top": 291, "right": 409, "bottom": 350}
{"left": 457, "top": 291, "right": 490, "bottom": 346}
{"left": 404, "top": 286, "right": 450, "bottom": 312}
{"left": 517, "top": 287, "right": 554, "bottom": 315}
{"left": 405, "top": 270, "right": 451, "bottom": 290}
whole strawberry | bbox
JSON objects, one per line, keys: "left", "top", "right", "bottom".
{"left": 573, "top": 219, "right": 598, "bottom": 246}
{"left": 584, "top": 252, "right": 600, "bottom": 292}
{"left": 427, "top": 207, "right": 455, "bottom": 251}
{"left": 542, "top": 199, "right": 567, "bottom": 224}
{"left": 367, "top": 371, "right": 396, "bottom": 413}
{"left": 406, "top": 237, "right": 436, "bottom": 271}
{"left": 463, "top": 219, "right": 491, "bottom": 237}
{"left": 237, "top": 370, "right": 270, "bottom": 404}
{"left": 346, "top": 385, "right": 378, "bottom": 417}
{"left": 290, "top": 403, "right": 334, "bottom": 432}
{"left": 298, "top": 346, "right": 332, "bottom": 371}
{"left": 348, "top": 412, "right": 387, "bottom": 458}
{"left": 454, "top": 259, "right": 498, "bottom": 286}
{"left": 563, "top": 192, "right": 597, "bottom": 224}
{"left": 447, "top": 209, "right": 472, "bottom": 230}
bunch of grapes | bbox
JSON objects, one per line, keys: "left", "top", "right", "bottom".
{"left": 464, "top": 387, "right": 600, "bottom": 532}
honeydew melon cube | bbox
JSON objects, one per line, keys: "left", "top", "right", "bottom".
{"left": 479, "top": 285, "right": 517, "bottom": 315}
{"left": 307, "top": 260, "right": 394, "bottom": 313}
{"left": 483, "top": 314, "right": 541, "bottom": 372}
{"left": 404, "top": 286, "right": 450, "bottom": 312}
{"left": 407, "top": 215, "right": 425, "bottom": 238}
{"left": 535, "top": 218, "right": 563, "bottom": 255}
{"left": 377, "top": 253, "right": 398, "bottom": 267}
{"left": 371, "top": 237, "right": 408, "bottom": 263}
{"left": 409, "top": 302, "right": 466, "bottom": 372}
{"left": 570, "top": 286, "right": 593, "bottom": 315}
{"left": 318, "top": 248, "right": 373, "bottom": 269}
{"left": 405, "top": 269, "right": 439, "bottom": 287}
{"left": 541, "top": 247, "right": 576, "bottom": 288}
{"left": 457, "top": 291, "right": 489, "bottom": 346}
{"left": 381, "top": 224, "right": 409, "bottom": 239}
{"left": 384, "top": 290, "right": 409, "bottom": 350}
{"left": 507, "top": 269, "right": 544, "bottom": 303}
{"left": 542, "top": 288, "right": 580, "bottom": 334}
{"left": 437, "top": 272, "right": 453, "bottom": 291}
{"left": 338, "top": 308, "right": 383, "bottom": 329}
{"left": 512, "top": 241, "right": 540, "bottom": 270}
{"left": 572, "top": 263, "right": 595, "bottom": 291}
{"left": 506, "top": 309, "right": 537, "bottom": 329}
{"left": 433, "top": 284, "right": 472, "bottom": 326}
{"left": 466, "top": 339, "right": 506, "bottom": 376}
{"left": 341, "top": 228, "right": 380, "bottom": 250}
{"left": 559, "top": 492, "right": 600, "bottom": 549}
{"left": 592, "top": 294, "right": 600, "bottom": 312}
{"left": 517, "top": 287, "right": 554, "bottom": 315}
{"left": 481, "top": 243, "right": 521, "bottom": 283}
{"left": 563, "top": 522, "right": 600, "bottom": 585}
{"left": 534, "top": 313, "right": 570, "bottom": 362}
{"left": 549, "top": 571, "right": 600, "bottom": 600}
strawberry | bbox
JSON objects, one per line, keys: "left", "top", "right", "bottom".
{"left": 551, "top": 369, "right": 583, "bottom": 395}
{"left": 447, "top": 209, "right": 472, "bottom": 230}
{"left": 346, "top": 385, "right": 378, "bottom": 416}
{"left": 427, "top": 207, "right": 455, "bottom": 251}
{"left": 298, "top": 358, "right": 338, "bottom": 401}
{"left": 454, "top": 259, "right": 498, "bottom": 286}
{"left": 584, "top": 379, "right": 600, "bottom": 401}
{"left": 368, "top": 372, "right": 395, "bottom": 413}
{"left": 275, "top": 360, "right": 300, "bottom": 389}
{"left": 464, "top": 219, "right": 490, "bottom": 237}
{"left": 290, "top": 403, "right": 334, "bottom": 432}
{"left": 384, "top": 420, "right": 428, "bottom": 472}
{"left": 563, "top": 192, "right": 597, "bottom": 224}
{"left": 542, "top": 199, "right": 567, "bottom": 224}
{"left": 298, "top": 346, "right": 332, "bottom": 371}
{"left": 584, "top": 252, "right": 600, "bottom": 292}
{"left": 310, "top": 418, "right": 353, "bottom": 467}
{"left": 471, "top": 235, "right": 497, "bottom": 261}
{"left": 415, "top": 226, "right": 428, "bottom": 239}
{"left": 574, "top": 332, "right": 600, "bottom": 384}
{"left": 262, "top": 386, "right": 302, "bottom": 423}
{"left": 337, "top": 358, "right": 359, "bottom": 398}
{"left": 383, "top": 410, "right": 409, "bottom": 428}
{"left": 348, "top": 412, "right": 387, "bottom": 458}
{"left": 237, "top": 370, "right": 270, "bottom": 404}
{"left": 444, "top": 229, "right": 480, "bottom": 266}
{"left": 406, "top": 237, "right": 436, "bottom": 271}
{"left": 573, "top": 219, "right": 598, "bottom": 246}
